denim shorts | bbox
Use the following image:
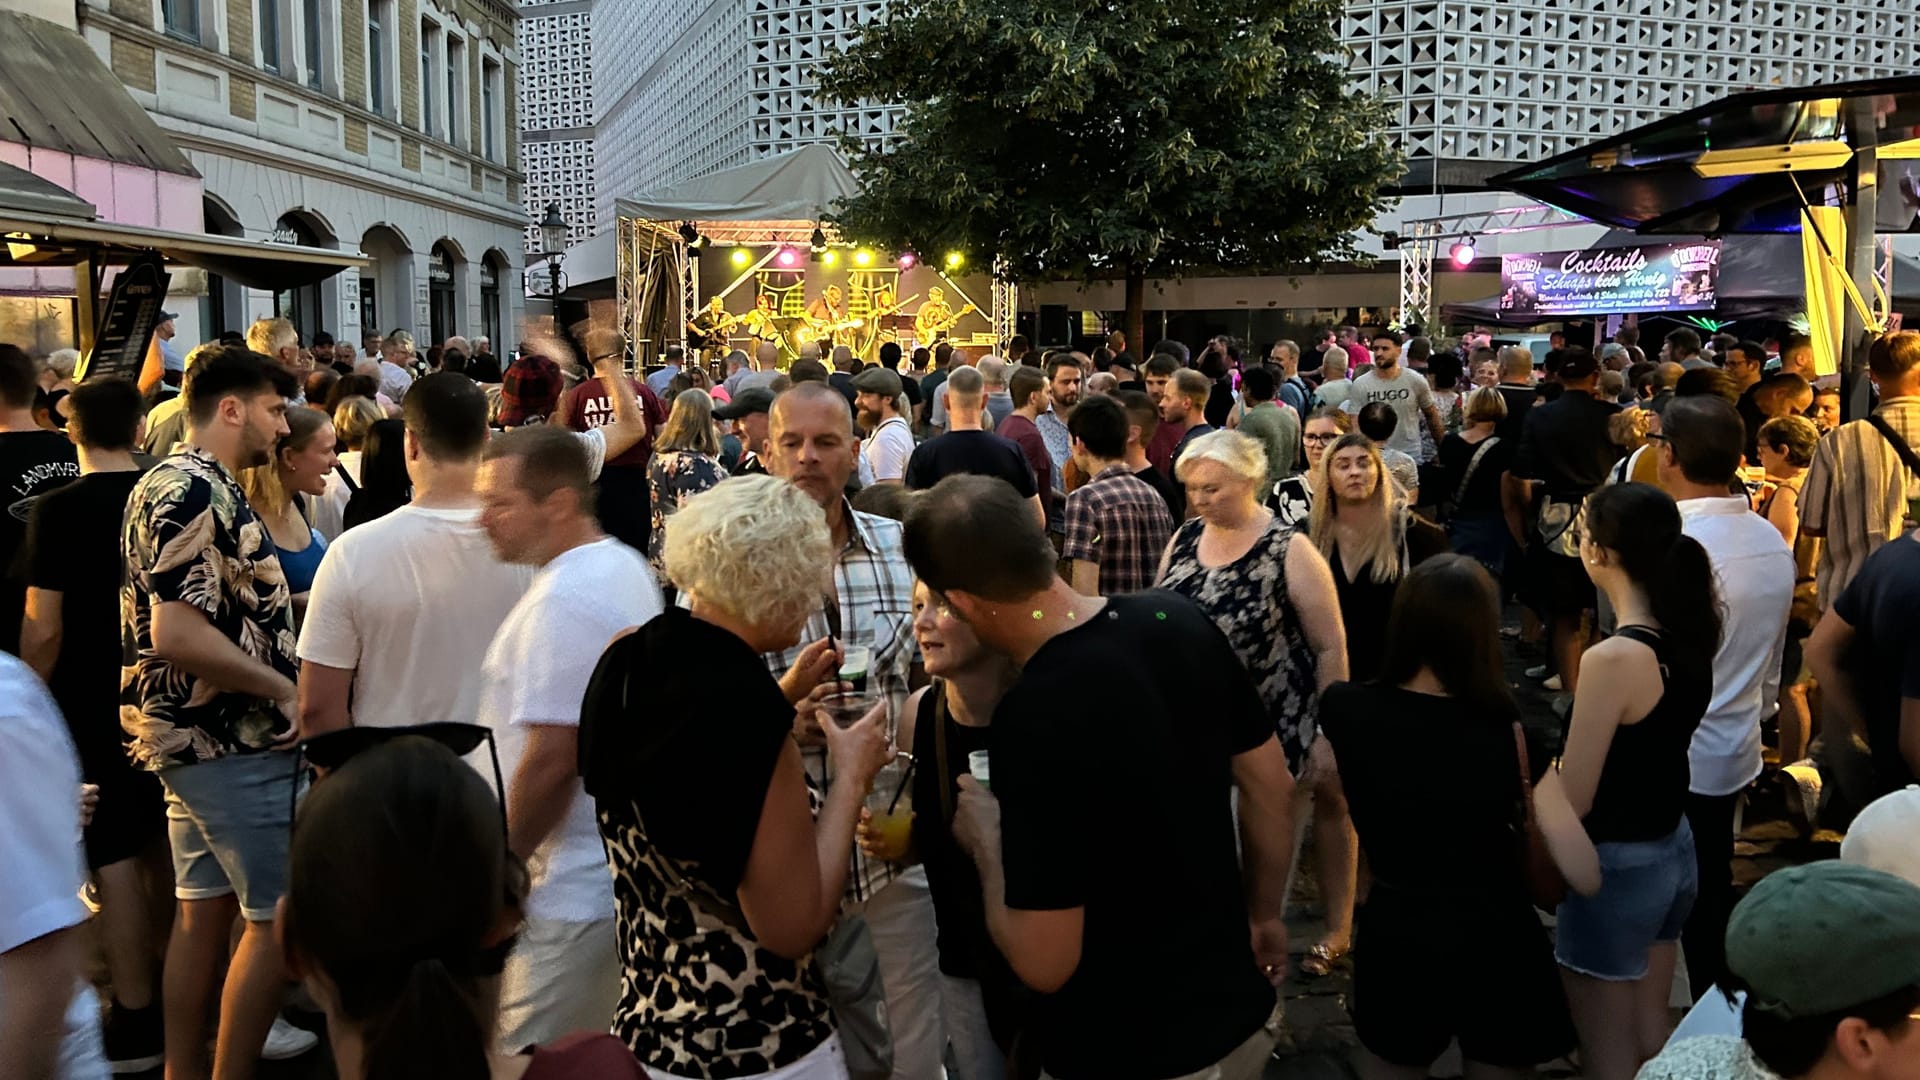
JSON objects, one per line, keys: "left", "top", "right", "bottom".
{"left": 159, "top": 750, "right": 298, "bottom": 922}
{"left": 1555, "top": 819, "right": 1697, "bottom": 981}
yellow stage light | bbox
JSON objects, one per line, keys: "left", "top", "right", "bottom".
{"left": 944, "top": 251, "right": 965, "bottom": 270}
{"left": 731, "top": 248, "right": 750, "bottom": 267}
{"left": 853, "top": 249, "right": 874, "bottom": 267}
{"left": 823, "top": 250, "right": 839, "bottom": 266}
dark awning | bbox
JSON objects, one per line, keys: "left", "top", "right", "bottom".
{"left": 0, "top": 11, "right": 198, "bottom": 178}
{"left": 1, "top": 207, "right": 370, "bottom": 290}
{"left": 1489, "top": 77, "right": 1920, "bottom": 235}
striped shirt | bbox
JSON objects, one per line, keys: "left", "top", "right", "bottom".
{"left": 1800, "top": 397, "right": 1920, "bottom": 608}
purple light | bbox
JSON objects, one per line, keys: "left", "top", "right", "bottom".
{"left": 776, "top": 247, "right": 799, "bottom": 268}
{"left": 897, "top": 252, "right": 917, "bottom": 270}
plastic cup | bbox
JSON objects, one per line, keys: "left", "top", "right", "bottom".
{"left": 865, "top": 756, "right": 914, "bottom": 857}
{"left": 968, "top": 750, "right": 990, "bottom": 791}
{"left": 821, "top": 689, "right": 877, "bottom": 730}
{"left": 838, "top": 644, "right": 871, "bottom": 692}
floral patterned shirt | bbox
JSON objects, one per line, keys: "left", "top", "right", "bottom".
{"left": 121, "top": 447, "right": 298, "bottom": 769}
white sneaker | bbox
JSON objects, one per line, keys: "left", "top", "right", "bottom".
{"left": 1544, "top": 674, "right": 1563, "bottom": 691}
{"left": 261, "top": 1017, "right": 318, "bottom": 1060}
{"left": 1525, "top": 664, "right": 1551, "bottom": 680}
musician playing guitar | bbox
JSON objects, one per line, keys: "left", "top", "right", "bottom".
{"left": 686, "top": 297, "right": 738, "bottom": 356}
{"left": 805, "top": 285, "right": 862, "bottom": 347}
{"left": 913, "top": 286, "right": 976, "bottom": 341}
{"left": 740, "top": 293, "right": 783, "bottom": 344}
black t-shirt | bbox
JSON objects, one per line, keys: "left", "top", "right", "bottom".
{"left": 904, "top": 431, "right": 1037, "bottom": 497}
{"left": 1171, "top": 422, "right": 1216, "bottom": 472}
{"left": 1133, "top": 464, "right": 1182, "bottom": 520}
{"left": 1510, "top": 391, "right": 1621, "bottom": 498}
{"left": 993, "top": 592, "right": 1276, "bottom": 1078}
{"left": 0, "top": 429, "right": 80, "bottom": 655}
{"left": 828, "top": 371, "right": 859, "bottom": 410}
{"left": 895, "top": 371, "right": 923, "bottom": 409}
{"left": 1493, "top": 383, "right": 1539, "bottom": 443}
{"left": 1737, "top": 382, "right": 1767, "bottom": 464}
{"left": 1832, "top": 536, "right": 1920, "bottom": 799}
{"left": 1436, "top": 432, "right": 1514, "bottom": 515}
{"left": 1328, "top": 517, "right": 1449, "bottom": 682}
{"left": 23, "top": 469, "right": 145, "bottom": 743}
{"left": 1319, "top": 683, "right": 1527, "bottom": 895}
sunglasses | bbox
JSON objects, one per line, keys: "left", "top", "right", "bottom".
{"left": 290, "top": 722, "right": 506, "bottom": 839}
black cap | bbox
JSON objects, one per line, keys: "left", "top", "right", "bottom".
{"left": 713, "top": 386, "right": 775, "bottom": 419}
{"left": 159, "top": 310, "right": 179, "bottom": 321}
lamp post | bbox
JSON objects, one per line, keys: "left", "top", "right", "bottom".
{"left": 538, "top": 202, "right": 568, "bottom": 298}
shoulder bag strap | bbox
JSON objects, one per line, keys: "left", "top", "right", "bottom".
{"left": 1866, "top": 414, "right": 1920, "bottom": 481}
{"left": 333, "top": 461, "right": 359, "bottom": 495}
{"left": 1452, "top": 436, "right": 1501, "bottom": 507}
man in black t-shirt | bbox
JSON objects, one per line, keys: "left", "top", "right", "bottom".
{"left": 901, "top": 475, "right": 1293, "bottom": 1080}
{"left": 19, "top": 376, "right": 166, "bottom": 1068}
{"left": 1806, "top": 531, "right": 1920, "bottom": 803}
{"left": 0, "top": 344, "right": 80, "bottom": 656}
{"left": 906, "top": 366, "right": 1045, "bottom": 526}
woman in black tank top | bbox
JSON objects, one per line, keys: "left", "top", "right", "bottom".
{"left": 856, "top": 582, "right": 1023, "bottom": 1078}
{"left": 1553, "top": 483, "right": 1723, "bottom": 1080}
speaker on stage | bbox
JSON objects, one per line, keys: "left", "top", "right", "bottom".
{"left": 1039, "top": 305, "right": 1070, "bottom": 348}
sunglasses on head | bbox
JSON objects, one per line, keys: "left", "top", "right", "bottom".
{"left": 290, "top": 722, "right": 506, "bottom": 838}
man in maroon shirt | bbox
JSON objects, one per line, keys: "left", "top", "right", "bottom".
{"left": 1143, "top": 353, "right": 1184, "bottom": 475}
{"left": 554, "top": 328, "right": 667, "bottom": 551}
{"left": 999, "top": 366, "right": 1059, "bottom": 529}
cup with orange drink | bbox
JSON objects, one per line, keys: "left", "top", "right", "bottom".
{"left": 863, "top": 754, "right": 915, "bottom": 861}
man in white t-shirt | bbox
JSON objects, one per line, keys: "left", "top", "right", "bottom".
{"left": 852, "top": 365, "right": 914, "bottom": 484}
{"left": 474, "top": 425, "right": 662, "bottom": 1051}
{"left": 1349, "top": 331, "right": 1444, "bottom": 461}
{"left": 298, "top": 361, "right": 647, "bottom": 736}
{"left": 0, "top": 654, "right": 109, "bottom": 1079}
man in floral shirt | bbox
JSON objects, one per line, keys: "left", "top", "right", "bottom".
{"left": 121, "top": 345, "right": 300, "bottom": 1079}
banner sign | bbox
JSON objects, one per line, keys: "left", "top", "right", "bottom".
{"left": 1499, "top": 240, "right": 1721, "bottom": 316}
{"left": 80, "top": 254, "right": 171, "bottom": 383}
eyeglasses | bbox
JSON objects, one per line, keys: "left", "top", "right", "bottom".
{"left": 290, "top": 722, "right": 506, "bottom": 839}
{"left": 1645, "top": 432, "right": 1671, "bottom": 443}
{"left": 1303, "top": 433, "right": 1339, "bottom": 444}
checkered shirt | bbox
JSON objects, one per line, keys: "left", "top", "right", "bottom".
{"left": 499, "top": 353, "right": 563, "bottom": 426}
{"left": 1062, "top": 465, "right": 1177, "bottom": 596}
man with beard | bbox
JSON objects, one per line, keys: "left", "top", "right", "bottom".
{"left": 120, "top": 347, "right": 300, "bottom": 1079}
{"left": 852, "top": 365, "right": 913, "bottom": 484}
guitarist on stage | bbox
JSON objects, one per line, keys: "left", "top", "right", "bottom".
{"left": 686, "top": 296, "right": 737, "bottom": 358}
{"left": 913, "top": 286, "right": 975, "bottom": 342}
{"left": 805, "top": 285, "right": 859, "bottom": 347}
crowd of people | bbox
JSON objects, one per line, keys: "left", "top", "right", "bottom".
{"left": 2, "top": 310, "right": 1919, "bottom": 1080}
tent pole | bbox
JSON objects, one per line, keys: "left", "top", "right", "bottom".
{"left": 1843, "top": 98, "right": 1880, "bottom": 420}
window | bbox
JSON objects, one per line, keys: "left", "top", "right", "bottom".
{"left": 419, "top": 19, "right": 438, "bottom": 136}
{"left": 368, "top": 0, "right": 389, "bottom": 114}
{"left": 163, "top": 0, "right": 200, "bottom": 41}
{"left": 260, "top": 0, "right": 282, "bottom": 72}
{"left": 481, "top": 58, "right": 500, "bottom": 161}
{"left": 445, "top": 34, "right": 467, "bottom": 148}
{"left": 302, "top": 0, "right": 322, "bottom": 89}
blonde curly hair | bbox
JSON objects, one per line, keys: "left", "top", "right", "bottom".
{"left": 664, "top": 474, "right": 832, "bottom": 633}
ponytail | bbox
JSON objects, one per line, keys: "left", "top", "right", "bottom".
{"left": 360, "top": 956, "right": 492, "bottom": 1080}
{"left": 1648, "top": 532, "right": 1723, "bottom": 670}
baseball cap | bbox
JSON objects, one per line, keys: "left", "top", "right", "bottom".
{"left": 1726, "top": 861, "right": 1920, "bottom": 1020}
{"left": 1841, "top": 786, "right": 1920, "bottom": 886}
{"left": 849, "top": 366, "right": 903, "bottom": 398}
{"left": 1556, "top": 347, "right": 1599, "bottom": 381}
{"left": 712, "top": 386, "right": 774, "bottom": 419}
{"left": 158, "top": 310, "right": 178, "bottom": 322}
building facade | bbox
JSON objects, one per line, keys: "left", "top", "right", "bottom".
{"left": 516, "top": 0, "right": 595, "bottom": 256}
{"left": 79, "top": 0, "right": 527, "bottom": 348}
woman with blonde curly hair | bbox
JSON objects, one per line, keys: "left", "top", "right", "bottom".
{"left": 578, "top": 474, "right": 892, "bottom": 1079}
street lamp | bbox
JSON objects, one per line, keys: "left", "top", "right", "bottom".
{"left": 538, "top": 202, "right": 568, "bottom": 297}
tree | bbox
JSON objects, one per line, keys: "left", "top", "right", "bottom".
{"left": 818, "top": 0, "right": 1403, "bottom": 350}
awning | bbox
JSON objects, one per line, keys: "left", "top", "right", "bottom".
{"left": 613, "top": 144, "right": 860, "bottom": 243}
{"left": 0, "top": 11, "right": 198, "bottom": 178}
{"left": 0, "top": 207, "right": 370, "bottom": 290}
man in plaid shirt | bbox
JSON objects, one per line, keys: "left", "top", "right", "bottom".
{"left": 1063, "top": 394, "right": 1176, "bottom": 596}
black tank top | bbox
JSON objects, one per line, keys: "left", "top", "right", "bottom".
{"left": 909, "top": 684, "right": 997, "bottom": 979}
{"left": 1580, "top": 626, "right": 1711, "bottom": 843}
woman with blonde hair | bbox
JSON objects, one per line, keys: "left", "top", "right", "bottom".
{"left": 1437, "top": 386, "right": 1518, "bottom": 575}
{"left": 580, "top": 474, "right": 892, "bottom": 1079}
{"left": 311, "top": 395, "right": 382, "bottom": 541}
{"left": 646, "top": 388, "right": 729, "bottom": 586}
{"left": 240, "top": 406, "right": 337, "bottom": 621}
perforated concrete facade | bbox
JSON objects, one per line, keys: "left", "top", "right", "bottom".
{"left": 517, "top": 0, "right": 597, "bottom": 253}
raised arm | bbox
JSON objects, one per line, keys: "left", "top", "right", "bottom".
{"left": 596, "top": 355, "right": 649, "bottom": 461}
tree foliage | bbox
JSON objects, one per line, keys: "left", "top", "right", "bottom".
{"left": 818, "top": 0, "right": 1404, "bottom": 300}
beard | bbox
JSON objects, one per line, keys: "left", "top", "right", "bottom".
{"left": 857, "top": 407, "right": 879, "bottom": 430}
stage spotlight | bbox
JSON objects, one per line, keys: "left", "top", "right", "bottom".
{"left": 677, "top": 221, "right": 699, "bottom": 245}
{"left": 730, "top": 248, "right": 750, "bottom": 267}
{"left": 1449, "top": 237, "right": 1478, "bottom": 267}
{"left": 897, "top": 251, "right": 917, "bottom": 270}
{"left": 944, "top": 251, "right": 965, "bottom": 270}
{"left": 810, "top": 226, "right": 828, "bottom": 253}
{"left": 853, "top": 249, "right": 874, "bottom": 267}
{"left": 822, "top": 250, "right": 839, "bottom": 267}
{"left": 777, "top": 247, "right": 800, "bottom": 268}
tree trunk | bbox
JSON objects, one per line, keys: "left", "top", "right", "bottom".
{"left": 1125, "top": 262, "right": 1147, "bottom": 357}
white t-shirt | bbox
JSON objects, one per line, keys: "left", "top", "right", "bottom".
{"left": 309, "top": 450, "right": 362, "bottom": 542}
{"left": 1678, "top": 496, "right": 1794, "bottom": 797}
{"left": 1349, "top": 366, "right": 1435, "bottom": 459}
{"left": 1315, "top": 377, "right": 1354, "bottom": 413}
{"left": 0, "top": 656, "right": 108, "bottom": 1079}
{"left": 864, "top": 416, "right": 914, "bottom": 483}
{"left": 479, "top": 538, "right": 661, "bottom": 922}
{"left": 298, "top": 504, "right": 536, "bottom": 729}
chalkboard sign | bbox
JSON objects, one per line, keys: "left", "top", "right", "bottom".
{"left": 79, "top": 255, "right": 171, "bottom": 383}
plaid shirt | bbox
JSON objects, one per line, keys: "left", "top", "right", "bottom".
{"left": 761, "top": 501, "right": 918, "bottom": 904}
{"left": 1062, "top": 465, "right": 1176, "bottom": 596}
{"left": 500, "top": 353, "right": 563, "bottom": 426}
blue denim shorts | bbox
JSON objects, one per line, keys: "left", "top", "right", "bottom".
{"left": 159, "top": 750, "right": 298, "bottom": 922}
{"left": 1555, "top": 819, "right": 1698, "bottom": 981}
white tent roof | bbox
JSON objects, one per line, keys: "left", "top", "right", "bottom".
{"left": 612, "top": 144, "right": 858, "bottom": 240}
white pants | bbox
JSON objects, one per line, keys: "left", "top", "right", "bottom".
{"left": 859, "top": 866, "right": 945, "bottom": 1080}
{"left": 648, "top": 1034, "right": 849, "bottom": 1080}
{"left": 495, "top": 916, "right": 621, "bottom": 1052}
{"left": 940, "top": 975, "right": 1005, "bottom": 1080}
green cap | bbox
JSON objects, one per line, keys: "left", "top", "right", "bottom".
{"left": 1726, "top": 861, "right": 1920, "bottom": 1019}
